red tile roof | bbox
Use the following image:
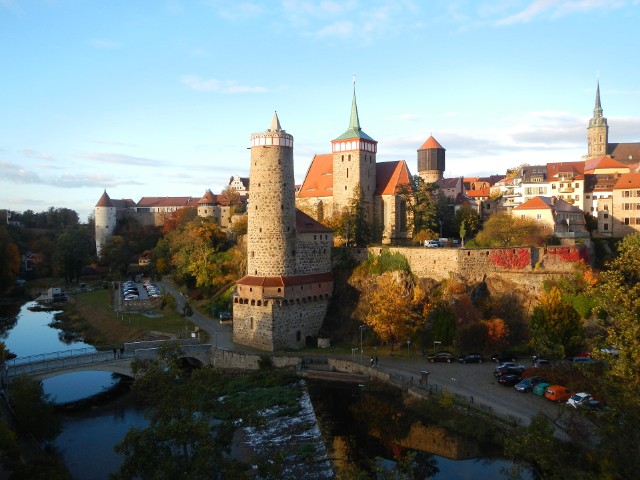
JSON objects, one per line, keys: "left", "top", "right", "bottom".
{"left": 198, "top": 189, "right": 216, "bottom": 204}
{"left": 584, "top": 155, "right": 628, "bottom": 173}
{"left": 236, "top": 272, "right": 334, "bottom": 287}
{"left": 418, "top": 135, "right": 444, "bottom": 150}
{"left": 608, "top": 142, "right": 640, "bottom": 164}
{"left": 95, "top": 190, "right": 113, "bottom": 207}
{"left": 375, "top": 160, "right": 412, "bottom": 196}
{"left": 297, "top": 154, "right": 333, "bottom": 198}
{"left": 546, "top": 161, "right": 584, "bottom": 180}
{"left": 514, "top": 196, "right": 582, "bottom": 213}
{"left": 465, "top": 188, "right": 491, "bottom": 198}
{"left": 137, "top": 197, "right": 198, "bottom": 208}
{"left": 614, "top": 173, "right": 640, "bottom": 190}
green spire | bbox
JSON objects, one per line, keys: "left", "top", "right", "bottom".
{"left": 333, "top": 83, "right": 375, "bottom": 142}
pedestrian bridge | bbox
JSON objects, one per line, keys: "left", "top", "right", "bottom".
{"left": 4, "top": 340, "right": 213, "bottom": 381}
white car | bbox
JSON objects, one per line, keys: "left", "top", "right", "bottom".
{"left": 567, "top": 392, "right": 600, "bottom": 409}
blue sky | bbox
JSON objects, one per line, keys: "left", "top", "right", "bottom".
{"left": 1, "top": 0, "right": 639, "bottom": 222}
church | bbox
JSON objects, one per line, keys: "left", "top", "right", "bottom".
{"left": 295, "top": 86, "right": 446, "bottom": 244}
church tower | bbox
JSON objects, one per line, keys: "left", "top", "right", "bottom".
{"left": 417, "top": 135, "right": 446, "bottom": 183}
{"left": 94, "top": 190, "right": 116, "bottom": 257}
{"left": 587, "top": 81, "right": 609, "bottom": 157}
{"left": 331, "top": 84, "right": 377, "bottom": 220}
{"left": 233, "top": 113, "right": 333, "bottom": 351}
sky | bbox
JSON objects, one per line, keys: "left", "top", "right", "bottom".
{"left": 1, "top": 0, "right": 640, "bottom": 222}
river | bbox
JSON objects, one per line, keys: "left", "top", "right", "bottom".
{"left": 1, "top": 300, "right": 528, "bottom": 479}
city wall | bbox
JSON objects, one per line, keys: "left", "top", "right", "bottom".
{"left": 341, "top": 245, "right": 585, "bottom": 282}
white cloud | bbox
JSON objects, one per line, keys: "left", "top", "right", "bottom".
{"left": 181, "top": 75, "right": 267, "bottom": 93}
{"left": 78, "top": 152, "right": 164, "bottom": 166}
{"left": 495, "top": 0, "right": 626, "bottom": 26}
{"left": 22, "top": 149, "right": 53, "bottom": 161}
{"left": 88, "top": 38, "right": 123, "bottom": 49}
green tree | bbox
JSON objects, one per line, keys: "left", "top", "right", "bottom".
{"left": 452, "top": 205, "right": 481, "bottom": 241}
{"left": 9, "top": 377, "right": 61, "bottom": 445}
{"left": 396, "top": 175, "right": 438, "bottom": 238}
{"left": 99, "top": 235, "right": 136, "bottom": 277}
{"left": 473, "top": 211, "right": 548, "bottom": 247}
{"left": 0, "top": 226, "right": 21, "bottom": 292}
{"left": 52, "top": 227, "right": 92, "bottom": 283}
{"left": 529, "top": 286, "right": 585, "bottom": 358}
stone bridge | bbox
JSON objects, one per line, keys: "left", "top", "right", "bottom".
{"left": 4, "top": 339, "right": 213, "bottom": 382}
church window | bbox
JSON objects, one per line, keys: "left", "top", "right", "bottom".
{"left": 342, "top": 155, "right": 344, "bottom": 162}
{"left": 250, "top": 317, "right": 254, "bottom": 329}
{"left": 345, "top": 186, "right": 347, "bottom": 190}
{"left": 348, "top": 154, "right": 351, "bottom": 162}
{"left": 346, "top": 168, "right": 349, "bottom": 178}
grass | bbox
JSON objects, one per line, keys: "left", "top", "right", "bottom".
{"left": 55, "top": 288, "right": 200, "bottom": 349}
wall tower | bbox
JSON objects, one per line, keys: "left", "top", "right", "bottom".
{"left": 233, "top": 113, "right": 333, "bottom": 351}
{"left": 417, "top": 135, "right": 446, "bottom": 183}
{"left": 331, "top": 85, "right": 377, "bottom": 220}
{"left": 587, "top": 81, "right": 609, "bottom": 158}
{"left": 94, "top": 190, "right": 117, "bottom": 257}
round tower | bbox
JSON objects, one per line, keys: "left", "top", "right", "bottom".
{"left": 95, "top": 190, "right": 117, "bottom": 257}
{"left": 331, "top": 85, "right": 377, "bottom": 219}
{"left": 417, "top": 135, "right": 446, "bottom": 183}
{"left": 247, "top": 112, "right": 296, "bottom": 277}
{"left": 587, "top": 81, "right": 609, "bottom": 158}
{"left": 197, "top": 189, "right": 216, "bottom": 218}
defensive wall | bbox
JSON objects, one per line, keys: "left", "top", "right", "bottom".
{"left": 341, "top": 245, "right": 587, "bottom": 282}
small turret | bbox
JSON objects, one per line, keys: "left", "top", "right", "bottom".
{"left": 95, "top": 190, "right": 117, "bottom": 257}
{"left": 417, "top": 135, "right": 446, "bottom": 183}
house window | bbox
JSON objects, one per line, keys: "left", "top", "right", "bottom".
{"left": 624, "top": 218, "right": 630, "bottom": 225}
{"left": 552, "top": 184, "right": 556, "bottom": 189}
{"left": 575, "top": 195, "right": 580, "bottom": 201}
{"left": 624, "top": 203, "right": 631, "bottom": 210}
{"left": 604, "top": 213, "right": 609, "bottom": 219}
{"left": 603, "top": 223, "right": 609, "bottom": 231}
{"left": 623, "top": 191, "right": 631, "bottom": 197}
{"left": 536, "top": 214, "right": 542, "bottom": 220}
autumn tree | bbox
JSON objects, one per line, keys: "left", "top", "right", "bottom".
{"left": 472, "top": 211, "right": 549, "bottom": 247}
{"left": 365, "top": 274, "right": 414, "bottom": 350}
{"left": 451, "top": 204, "right": 481, "bottom": 241}
{"left": 529, "top": 286, "right": 585, "bottom": 358}
{"left": 396, "top": 175, "right": 440, "bottom": 241}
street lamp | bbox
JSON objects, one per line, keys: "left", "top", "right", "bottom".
{"left": 359, "top": 325, "right": 366, "bottom": 364}
{"left": 433, "top": 340, "right": 441, "bottom": 355}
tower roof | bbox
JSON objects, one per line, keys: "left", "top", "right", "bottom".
{"left": 418, "top": 135, "right": 445, "bottom": 150}
{"left": 198, "top": 189, "right": 216, "bottom": 204}
{"left": 269, "top": 111, "right": 282, "bottom": 132}
{"left": 95, "top": 190, "right": 114, "bottom": 207}
{"left": 333, "top": 86, "right": 375, "bottom": 142}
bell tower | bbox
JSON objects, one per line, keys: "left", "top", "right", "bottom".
{"left": 331, "top": 84, "right": 377, "bottom": 219}
{"left": 587, "top": 81, "right": 609, "bottom": 157}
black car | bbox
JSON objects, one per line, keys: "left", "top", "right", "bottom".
{"left": 491, "top": 351, "right": 518, "bottom": 362}
{"left": 458, "top": 353, "right": 484, "bottom": 364}
{"left": 514, "top": 376, "right": 548, "bottom": 392}
{"left": 494, "top": 362, "right": 526, "bottom": 377}
{"left": 498, "top": 374, "right": 522, "bottom": 386}
{"left": 428, "top": 351, "right": 455, "bottom": 363}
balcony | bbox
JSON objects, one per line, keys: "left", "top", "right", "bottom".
{"left": 564, "top": 198, "right": 575, "bottom": 204}
{"left": 558, "top": 186, "right": 575, "bottom": 193}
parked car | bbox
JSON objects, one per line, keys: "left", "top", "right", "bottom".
{"left": 545, "top": 385, "right": 573, "bottom": 402}
{"left": 458, "top": 353, "right": 484, "bottom": 364}
{"left": 219, "top": 311, "right": 233, "bottom": 321}
{"left": 600, "top": 345, "right": 619, "bottom": 357}
{"left": 514, "top": 376, "right": 548, "bottom": 393}
{"left": 424, "top": 240, "right": 441, "bottom": 248}
{"left": 570, "top": 356, "right": 596, "bottom": 365}
{"left": 494, "top": 362, "right": 525, "bottom": 377}
{"left": 491, "top": 351, "right": 518, "bottom": 362}
{"left": 428, "top": 351, "right": 455, "bottom": 363}
{"left": 533, "top": 382, "right": 552, "bottom": 396}
{"left": 532, "top": 358, "right": 552, "bottom": 368}
{"left": 498, "top": 374, "right": 522, "bottom": 386}
{"left": 567, "top": 392, "right": 601, "bottom": 409}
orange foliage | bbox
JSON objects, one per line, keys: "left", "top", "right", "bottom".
{"left": 485, "top": 318, "right": 509, "bottom": 347}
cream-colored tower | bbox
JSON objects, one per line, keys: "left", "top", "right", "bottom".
{"left": 587, "top": 81, "right": 609, "bottom": 157}
{"left": 331, "top": 86, "right": 377, "bottom": 219}
{"left": 94, "top": 190, "right": 117, "bottom": 257}
{"left": 246, "top": 112, "right": 296, "bottom": 277}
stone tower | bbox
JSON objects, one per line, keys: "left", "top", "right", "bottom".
{"left": 246, "top": 112, "right": 296, "bottom": 277}
{"left": 197, "top": 189, "right": 216, "bottom": 218}
{"left": 233, "top": 113, "right": 334, "bottom": 351}
{"left": 331, "top": 85, "right": 377, "bottom": 219}
{"left": 587, "top": 81, "right": 609, "bottom": 158}
{"left": 94, "top": 190, "right": 117, "bottom": 257}
{"left": 417, "top": 135, "right": 446, "bottom": 183}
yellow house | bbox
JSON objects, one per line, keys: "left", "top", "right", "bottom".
{"left": 512, "top": 196, "right": 588, "bottom": 240}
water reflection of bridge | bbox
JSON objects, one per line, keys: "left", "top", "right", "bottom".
{"left": 4, "top": 339, "right": 213, "bottom": 381}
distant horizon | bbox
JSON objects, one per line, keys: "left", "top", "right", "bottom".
{"left": 2, "top": 1, "right": 639, "bottom": 222}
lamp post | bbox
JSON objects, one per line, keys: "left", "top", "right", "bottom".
{"left": 359, "top": 325, "right": 366, "bottom": 364}
{"left": 433, "top": 340, "right": 441, "bottom": 355}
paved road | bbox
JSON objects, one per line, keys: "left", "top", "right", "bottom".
{"left": 158, "top": 279, "right": 583, "bottom": 439}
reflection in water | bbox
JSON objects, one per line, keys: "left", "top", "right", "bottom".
{"left": 43, "top": 371, "right": 125, "bottom": 405}
{"left": 55, "top": 391, "right": 148, "bottom": 480}
{"left": 307, "top": 380, "right": 529, "bottom": 480}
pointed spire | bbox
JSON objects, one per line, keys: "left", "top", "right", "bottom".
{"left": 594, "top": 80, "right": 603, "bottom": 116}
{"left": 96, "top": 189, "right": 114, "bottom": 207}
{"left": 348, "top": 85, "right": 361, "bottom": 131}
{"left": 270, "top": 111, "right": 282, "bottom": 132}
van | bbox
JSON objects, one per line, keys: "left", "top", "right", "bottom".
{"left": 438, "top": 238, "right": 448, "bottom": 246}
{"left": 544, "top": 385, "right": 572, "bottom": 402}
{"left": 424, "top": 240, "right": 440, "bottom": 248}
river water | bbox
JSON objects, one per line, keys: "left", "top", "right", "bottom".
{"left": 0, "top": 300, "right": 527, "bottom": 479}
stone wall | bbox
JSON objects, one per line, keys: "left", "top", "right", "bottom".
{"left": 233, "top": 297, "right": 329, "bottom": 351}
{"left": 295, "top": 232, "right": 333, "bottom": 275}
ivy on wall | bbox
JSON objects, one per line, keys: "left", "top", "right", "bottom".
{"left": 488, "top": 248, "right": 531, "bottom": 269}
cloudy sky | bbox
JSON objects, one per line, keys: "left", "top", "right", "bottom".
{"left": 1, "top": 0, "right": 640, "bottom": 221}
